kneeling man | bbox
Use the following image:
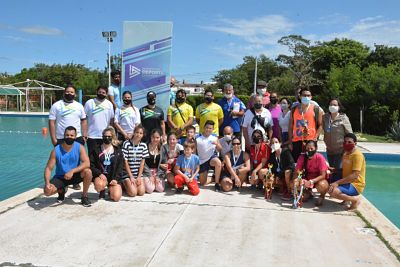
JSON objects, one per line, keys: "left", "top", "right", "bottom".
{"left": 44, "top": 126, "right": 93, "bottom": 207}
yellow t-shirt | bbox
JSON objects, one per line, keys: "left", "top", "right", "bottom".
{"left": 342, "top": 149, "right": 366, "bottom": 193}
{"left": 195, "top": 102, "right": 224, "bottom": 135}
{"left": 167, "top": 103, "right": 194, "bottom": 136}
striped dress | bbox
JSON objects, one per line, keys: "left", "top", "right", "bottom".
{"left": 122, "top": 140, "right": 149, "bottom": 178}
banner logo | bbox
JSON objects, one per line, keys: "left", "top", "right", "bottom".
{"left": 129, "top": 65, "right": 141, "bottom": 79}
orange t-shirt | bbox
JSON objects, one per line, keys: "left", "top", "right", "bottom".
{"left": 292, "top": 104, "right": 317, "bottom": 142}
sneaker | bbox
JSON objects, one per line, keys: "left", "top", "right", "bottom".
{"left": 99, "top": 190, "right": 106, "bottom": 199}
{"left": 214, "top": 183, "right": 221, "bottom": 192}
{"left": 281, "top": 193, "right": 293, "bottom": 201}
{"left": 176, "top": 187, "right": 184, "bottom": 194}
{"left": 57, "top": 187, "right": 67, "bottom": 203}
{"left": 72, "top": 183, "right": 81, "bottom": 190}
{"left": 81, "top": 196, "right": 92, "bottom": 207}
{"left": 256, "top": 183, "right": 264, "bottom": 191}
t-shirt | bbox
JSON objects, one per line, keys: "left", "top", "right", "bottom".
{"left": 108, "top": 84, "right": 121, "bottom": 108}
{"left": 269, "top": 104, "right": 282, "bottom": 139}
{"left": 250, "top": 143, "right": 270, "bottom": 168}
{"left": 219, "top": 136, "right": 232, "bottom": 158}
{"left": 122, "top": 140, "right": 149, "bottom": 178}
{"left": 54, "top": 142, "right": 81, "bottom": 177}
{"left": 176, "top": 154, "right": 200, "bottom": 179}
{"left": 242, "top": 108, "right": 273, "bottom": 145}
{"left": 115, "top": 106, "right": 141, "bottom": 134}
{"left": 218, "top": 96, "right": 246, "bottom": 133}
{"left": 342, "top": 149, "right": 366, "bottom": 193}
{"left": 84, "top": 98, "right": 114, "bottom": 139}
{"left": 296, "top": 153, "right": 328, "bottom": 180}
{"left": 195, "top": 102, "right": 224, "bottom": 136}
{"left": 167, "top": 102, "right": 193, "bottom": 136}
{"left": 140, "top": 105, "right": 164, "bottom": 142}
{"left": 279, "top": 111, "right": 291, "bottom": 133}
{"left": 196, "top": 134, "right": 218, "bottom": 164}
{"left": 49, "top": 100, "right": 86, "bottom": 139}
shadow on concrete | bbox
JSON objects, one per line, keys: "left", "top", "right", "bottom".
{"left": 27, "top": 192, "right": 99, "bottom": 210}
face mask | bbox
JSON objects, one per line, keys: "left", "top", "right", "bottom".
{"left": 301, "top": 96, "right": 311, "bottom": 105}
{"left": 176, "top": 97, "right": 185, "bottom": 104}
{"left": 343, "top": 143, "right": 355, "bottom": 152}
{"left": 147, "top": 98, "right": 156, "bottom": 105}
{"left": 270, "top": 98, "right": 278, "bottom": 104}
{"left": 254, "top": 103, "right": 263, "bottom": 110}
{"left": 205, "top": 96, "right": 213, "bottom": 103}
{"left": 271, "top": 143, "right": 281, "bottom": 152}
{"left": 224, "top": 135, "right": 232, "bottom": 141}
{"left": 329, "top": 105, "right": 339, "bottom": 113}
{"left": 257, "top": 88, "right": 266, "bottom": 95}
{"left": 224, "top": 93, "right": 233, "bottom": 99}
{"left": 305, "top": 150, "right": 316, "bottom": 158}
{"left": 64, "top": 138, "right": 75, "bottom": 145}
{"left": 123, "top": 99, "right": 131, "bottom": 105}
{"left": 64, "top": 94, "right": 75, "bottom": 102}
{"left": 97, "top": 94, "right": 106, "bottom": 100}
{"left": 252, "top": 136, "right": 262, "bottom": 144}
{"left": 281, "top": 103, "right": 288, "bottom": 110}
{"left": 103, "top": 136, "right": 112, "bottom": 144}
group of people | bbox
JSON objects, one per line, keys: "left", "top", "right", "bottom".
{"left": 44, "top": 73, "right": 366, "bottom": 211}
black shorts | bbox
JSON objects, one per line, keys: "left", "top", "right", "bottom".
{"left": 50, "top": 173, "right": 83, "bottom": 189}
{"left": 199, "top": 154, "right": 218, "bottom": 173}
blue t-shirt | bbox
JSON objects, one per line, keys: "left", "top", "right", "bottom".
{"left": 176, "top": 154, "right": 200, "bottom": 179}
{"left": 54, "top": 142, "right": 81, "bottom": 178}
{"left": 218, "top": 96, "right": 246, "bottom": 133}
{"left": 108, "top": 84, "right": 121, "bottom": 108}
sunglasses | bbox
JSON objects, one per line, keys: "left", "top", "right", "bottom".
{"left": 232, "top": 143, "right": 241, "bottom": 146}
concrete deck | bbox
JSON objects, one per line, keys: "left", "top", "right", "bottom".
{"left": 0, "top": 186, "right": 399, "bottom": 267}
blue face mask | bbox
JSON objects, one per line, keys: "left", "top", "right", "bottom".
{"left": 301, "top": 96, "right": 311, "bottom": 105}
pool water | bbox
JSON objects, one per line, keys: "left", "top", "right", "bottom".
{"left": 0, "top": 116, "right": 399, "bottom": 228}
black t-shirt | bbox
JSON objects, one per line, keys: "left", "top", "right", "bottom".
{"left": 139, "top": 105, "right": 164, "bottom": 142}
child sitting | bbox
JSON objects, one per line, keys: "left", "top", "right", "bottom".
{"left": 173, "top": 141, "right": 200, "bottom": 195}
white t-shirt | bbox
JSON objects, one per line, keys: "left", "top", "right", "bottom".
{"left": 84, "top": 98, "right": 114, "bottom": 139}
{"left": 242, "top": 108, "right": 273, "bottom": 144}
{"left": 49, "top": 100, "right": 86, "bottom": 139}
{"left": 219, "top": 136, "right": 232, "bottom": 158}
{"left": 114, "top": 106, "right": 141, "bottom": 134}
{"left": 279, "top": 110, "right": 291, "bottom": 133}
{"left": 196, "top": 134, "right": 218, "bottom": 164}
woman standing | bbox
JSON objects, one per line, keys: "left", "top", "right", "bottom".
{"left": 323, "top": 98, "right": 352, "bottom": 174}
{"left": 114, "top": 91, "right": 141, "bottom": 142}
{"left": 90, "top": 126, "right": 123, "bottom": 202}
{"left": 144, "top": 129, "right": 165, "bottom": 193}
{"left": 278, "top": 97, "right": 291, "bottom": 144}
{"left": 268, "top": 92, "right": 282, "bottom": 140}
{"left": 160, "top": 133, "right": 183, "bottom": 187}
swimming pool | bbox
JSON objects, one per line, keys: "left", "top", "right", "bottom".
{"left": 0, "top": 115, "right": 399, "bottom": 228}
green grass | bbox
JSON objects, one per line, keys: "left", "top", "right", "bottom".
{"left": 355, "top": 133, "right": 393, "bottom": 143}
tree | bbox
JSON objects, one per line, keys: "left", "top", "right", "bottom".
{"left": 367, "top": 45, "right": 400, "bottom": 67}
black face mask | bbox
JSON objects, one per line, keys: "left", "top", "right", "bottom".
{"left": 205, "top": 97, "right": 213, "bottom": 103}
{"left": 147, "top": 98, "right": 156, "bottom": 105}
{"left": 270, "top": 98, "right": 278, "bottom": 104}
{"left": 254, "top": 103, "right": 263, "bottom": 109}
{"left": 176, "top": 97, "right": 185, "bottom": 104}
{"left": 97, "top": 94, "right": 106, "bottom": 100}
{"left": 123, "top": 99, "right": 131, "bottom": 105}
{"left": 64, "top": 138, "right": 75, "bottom": 145}
{"left": 305, "top": 150, "right": 316, "bottom": 158}
{"left": 64, "top": 94, "right": 75, "bottom": 102}
{"left": 102, "top": 136, "right": 112, "bottom": 144}
{"left": 252, "top": 136, "right": 262, "bottom": 144}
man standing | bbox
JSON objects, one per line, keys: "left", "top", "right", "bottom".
{"left": 328, "top": 133, "right": 366, "bottom": 210}
{"left": 167, "top": 89, "right": 193, "bottom": 143}
{"left": 49, "top": 84, "right": 87, "bottom": 190}
{"left": 84, "top": 86, "right": 115, "bottom": 155}
{"left": 196, "top": 89, "right": 224, "bottom": 136}
{"left": 218, "top": 83, "right": 245, "bottom": 138}
{"left": 43, "top": 126, "right": 93, "bottom": 207}
{"left": 140, "top": 91, "right": 167, "bottom": 143}
{"left": 242, "top": 95, "right": 273, "bottom": 151}
{"left": 108, "top": 70, "right": 121, "bottom": 110}
{"left": 288, "top": 88, "right": 323, "bottom": 161}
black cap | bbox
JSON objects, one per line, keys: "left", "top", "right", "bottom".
{"left": 147, "top": 91, "right": 156, "bottom": 98}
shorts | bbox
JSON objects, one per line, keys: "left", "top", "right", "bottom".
{"left": 199, "top": 154, "right": 218, "bottom": 173}
{"left": 50, "top": 173, "right": 83, "bottom": 189}
{"left": 338, "top": 184, "right": 359, "bottom": 196}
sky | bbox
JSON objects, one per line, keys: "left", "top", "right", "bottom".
{"left": 1, "top": 0, "right": 400, "bottom": 83}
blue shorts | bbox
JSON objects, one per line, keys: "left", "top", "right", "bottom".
{"left": 338, "top": 184, "right": 359, "bottom": 196}
{"left": 199, "top": 154, "right": 218, "bottom": 173}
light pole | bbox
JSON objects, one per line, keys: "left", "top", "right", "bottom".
{"left": 102, "top": 31, "right": 117, "bottom": 87}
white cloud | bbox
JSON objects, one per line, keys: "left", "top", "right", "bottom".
{"left": 18, "top": 25, "right": 63, "bottom": 35}
{"left": 3, "top": 35, "right": 30, "bottom": 42}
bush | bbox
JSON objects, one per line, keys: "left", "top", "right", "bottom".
{"left": 388, "top": 121, "right": 400, "bottom": 141}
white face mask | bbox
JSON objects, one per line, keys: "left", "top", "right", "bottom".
{"left": 281, "top": 103, "right": 288, "bottom": 110}
{"left": 329, "top": 105, "right": 339, "bottom": 113}
{"left": 271, "top": 143, "right": 281, "bottom": 152}
{"left": 224, "top": 93, "right": 233, "bottom": 99}
{"left": 257, "top": 88, "right": 266, "bottom": 95}
{"left": 224, "top": 135, "right": 232, "bottom": 141}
